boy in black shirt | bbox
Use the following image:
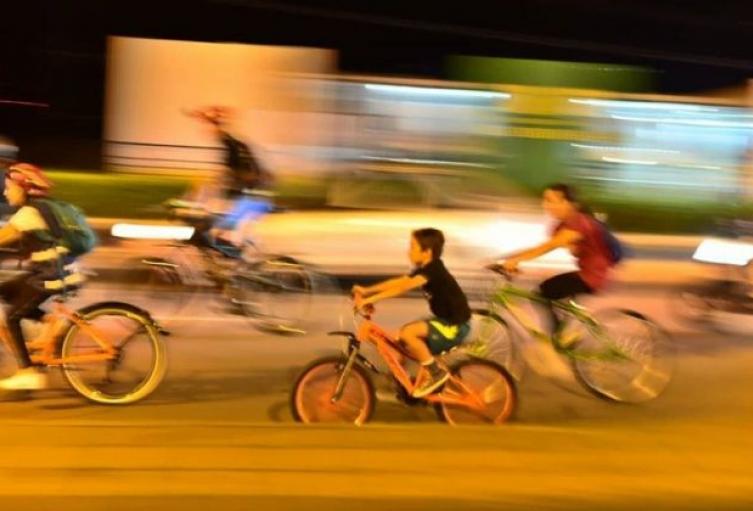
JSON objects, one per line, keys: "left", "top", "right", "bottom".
{"left": 353, "top": 228, "right": 471, "bottom": 398}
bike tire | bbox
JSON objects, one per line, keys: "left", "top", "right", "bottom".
{"left": 137, "top": 243, "right": 207, "bottom": 327}
{"left": 60, "top": 303, "right": 167, "bottom": 405}
{"left": 436, "top": 359, "right": 517, "bottom": 425}
{"left": 673, "top": 280, "right": 752, "bottom": 334}
{"left": 571, "top": 309, "right": 674, "bottom": 403}
{"left": 467, "top": 309, "right": 525, "bottom": 381}
{"left": 291, "top": 356, "right": 375, "bottom": 425}
{"left": 233, "top": 256, "right": 314, "bottom": 335}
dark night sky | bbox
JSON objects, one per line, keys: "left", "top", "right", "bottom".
{"left": 2, "top": 0, "right": 753, "bottom": 166}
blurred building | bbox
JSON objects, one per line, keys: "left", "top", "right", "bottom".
{"left": 103, "top": 36, "right": 337, "bottom": 176}
{"left": 103, "top": 37, "right": 753, "bottom": 207}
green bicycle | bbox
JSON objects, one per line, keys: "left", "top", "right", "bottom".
{"left": 466, "top": 266, "right": 674, "bottom": 403}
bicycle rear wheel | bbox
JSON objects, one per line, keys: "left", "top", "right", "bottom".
{"left": 437, "top": 359, "right": 516, "bottom": 425}
{"left": 572, "top": 309, "right": 674, "bottom": 403}
{"left": 674, "top": 281, "right": 753, "bottom": 334}
{"left": 232, "top": 256, "right": 313, "bottom": 334}
{"left": 291, "top": 356, "right": 375, "bottom": 425}
{"left": 60, "top": 304, "right": 167, "bottom": 404}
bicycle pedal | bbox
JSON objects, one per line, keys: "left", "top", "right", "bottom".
{"left": 392, "top": 386, "right": 427, "bottom": 406}
{"left": 375, "top": 389, "right": 400, "bottom": 404}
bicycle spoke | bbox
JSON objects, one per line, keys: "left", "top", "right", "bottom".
{"left": 439, "top": 360, "right": 516, "bottom": 426}
{"left": 571, "top": 310, "right": 674, "bottom": 403}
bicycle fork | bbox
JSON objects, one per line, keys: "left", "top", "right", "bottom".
{"left": 331, "top": 346, "right": 359, "bottom": 403}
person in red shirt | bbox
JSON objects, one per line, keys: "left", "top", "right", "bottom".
{"left": 497, "top": 183, "right": 611, "bottom": 344}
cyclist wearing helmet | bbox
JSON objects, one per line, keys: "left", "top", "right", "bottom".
{"left": 0, "top": 163, "right": 84, "bottom": 390}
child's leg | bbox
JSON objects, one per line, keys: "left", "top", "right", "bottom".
{"left": 398, "top": 321, "right": 433, "bottom": 363}
{"left": 401, "top": 320, "right": 451, "bottom": 398}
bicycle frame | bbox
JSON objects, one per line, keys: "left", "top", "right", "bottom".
{"left": 491, "top": 282, "right": 598, "bottom": 340}
{"left": 0, "top": 300, "right": 117, "bottom": 367}
{"left": 145, "top": 222, "right": 278, "bottom": 286}
{"left": 332, "top": 309, "right": 487, "bottom": 411}
{"left": 483, "top": 276, "right": 630, "bottom": 362}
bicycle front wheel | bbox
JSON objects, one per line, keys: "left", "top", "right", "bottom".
{"left": 291, "top": 356, "right": 375, "bottom": 425}
{"left": 60, "top": 304, "right": 167, "bottom": 404}
{"left": 233, "top": 256, "right": 313, "bottom": 334}
{"left": 136, "top": 244, "right": 204, "bottom": 328}
{"left": 572, "top": 309, "right": 674, "bottom": 403}
{"left": 466, "top": 310, "right": 524, "bottom": 380}
{"left": 437, "top": 359, "right": 517, "bottom": 426}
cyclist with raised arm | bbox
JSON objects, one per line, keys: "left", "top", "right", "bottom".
{"left": 185, "top": 106, "right": 272, "bottom": 198}
{"left": 181, "top": 106, "right": 274, "bottom": 251}
{"left": 0, "top": 164, "right": 88, "bottom": 390}
{"left": 494, "top": 184, "right": 613, "bottom": 347}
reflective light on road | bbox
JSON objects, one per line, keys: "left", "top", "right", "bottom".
{"left": 111, "top": 223, "right": 195, "bottom": 240}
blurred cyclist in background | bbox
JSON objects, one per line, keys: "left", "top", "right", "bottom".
{"left": 176, "top": 106, "right": 275, "bottom": 252}
{"left": 184, "top": 106, "right": 273, "bottom": 201}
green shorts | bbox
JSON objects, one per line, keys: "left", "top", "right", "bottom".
{"left": 425, "top": 318, "right": 471, "bottom": 355}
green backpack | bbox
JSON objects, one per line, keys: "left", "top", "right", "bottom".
{"left": 30, "top": 198, "right": 98, "bottom": 258}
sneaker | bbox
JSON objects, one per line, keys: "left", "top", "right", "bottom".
{"left": 553, "top": 330, "right": 581, "bottom": 352}
{"left": 412, "top": 367, "right": 450, "bottom": 398}
{"left": 0, "top": 368, "right": 47, "bottom": 391}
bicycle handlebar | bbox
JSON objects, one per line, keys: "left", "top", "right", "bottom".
{"left": 350, "top": 290, "right": 375, "bottom": 318}
{"left": 485, "top": 263, "right": 517, "bottom": 281}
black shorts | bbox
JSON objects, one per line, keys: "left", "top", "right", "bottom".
{"left": 539, "top": 272, "right": 593, "bottom": 301}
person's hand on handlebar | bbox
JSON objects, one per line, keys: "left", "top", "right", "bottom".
{"left": 351, "top": 287, "right": 366, "bottom": 307}
{"left": 485, "top": 259, "right": 519, "bottom": 278}
{"left": 501, "top": 259, "right": 520, "bottom": 273}
{"left": 353, "top": 295, "right": 373, "bottom": 314}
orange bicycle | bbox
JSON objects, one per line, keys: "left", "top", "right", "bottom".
{"left": 0, "top": 291, "right": 167, "bottom": 405}
{"left": 291, "top": 303, "right": 517, "bottom": 425}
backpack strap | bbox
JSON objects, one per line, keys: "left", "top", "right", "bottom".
{"left": 29, "top": 199, "right": 64, "bottom": 240}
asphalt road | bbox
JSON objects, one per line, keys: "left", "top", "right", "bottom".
{"left": 0, "top": 285, "right": 750, "bottom": 510}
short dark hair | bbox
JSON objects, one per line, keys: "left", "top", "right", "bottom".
{"left": 545, "top": 183, "right": 592, "bottom": 215}
{"left": 545, "top": 183, "right": 578, "bottom": 202}
{"left": 412, "top": 228, "right": 444, "bottom": 259}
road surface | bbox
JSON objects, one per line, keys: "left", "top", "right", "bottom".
{"left": 0, "top": 285, "right": 750, "bottom": 510}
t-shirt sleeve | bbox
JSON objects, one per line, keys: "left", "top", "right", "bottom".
{"left": 409, "top": 261, "right": 438, "bottom": 282}
{"left": 409, "top": 266, "right": 425, "bottom": 278}
{"left": 561, "top": 214, "right": 590, "bottom": 237}
{"left": 8, "top": 206, "right": 47, "bottom": 232}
